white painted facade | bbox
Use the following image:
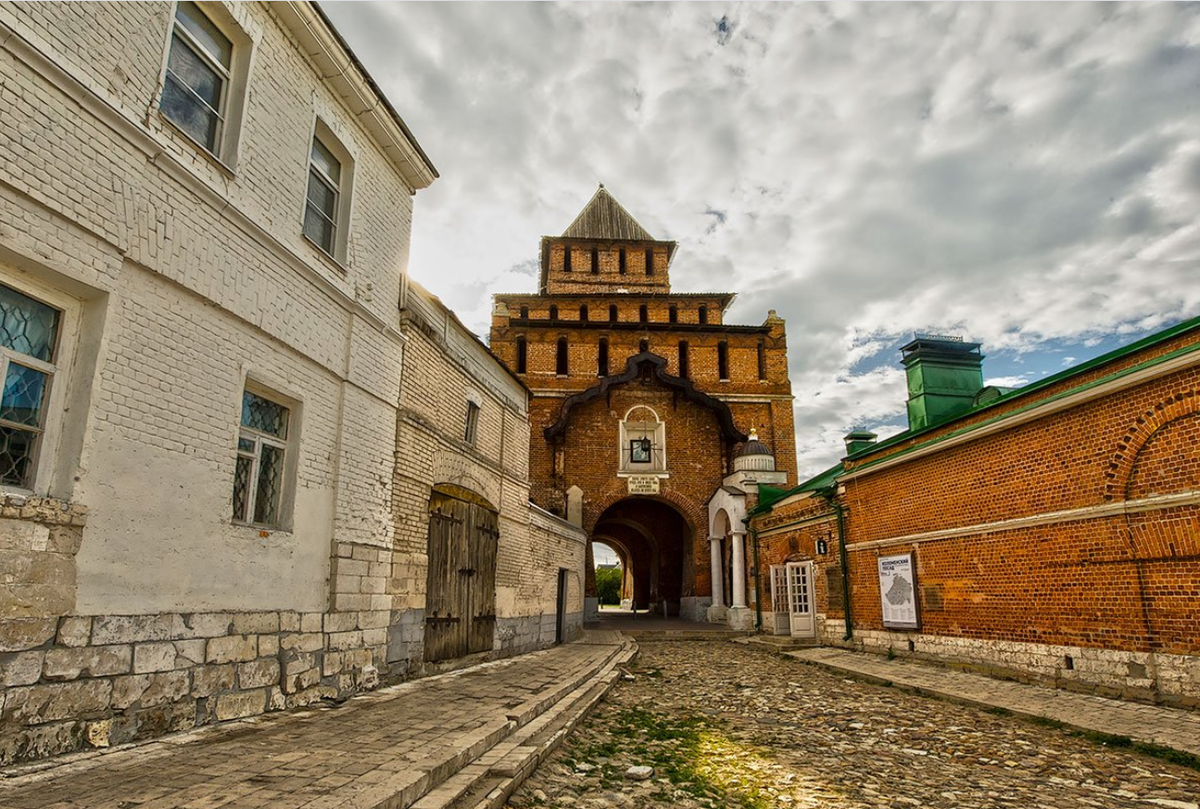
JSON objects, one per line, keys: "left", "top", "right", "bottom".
{"left": 0, "top": 1, "right": 583, "bottom": 764}
{"left": 0, "top": 0, "right": 433, "bottom": 614}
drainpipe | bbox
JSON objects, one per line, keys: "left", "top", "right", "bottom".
{"left": 819, "top": 487, "right": 852, "bottom": 642}
{"left": 743, "top": 517, "right": 764, "bottom": 632}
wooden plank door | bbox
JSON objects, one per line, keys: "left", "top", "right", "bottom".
{"left": 467, "top": 505, "right": 498, "bottom": 655}
{"left": 424, "top": 490, "right": 468, "bottom": 662}
{"left": 786, "top": 561, "right": 816, "bottom": 638}
{"left": 425, "top": 486, "right": 499, "bottom": 662}
{"left": 769, "top": 565, "right": 790, "bottom": 635}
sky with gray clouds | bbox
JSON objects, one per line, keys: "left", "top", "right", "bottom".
{"left": 324, "top": 1, "right": 1200, "bottom": 478}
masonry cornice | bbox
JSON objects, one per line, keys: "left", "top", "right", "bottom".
{"left": 0, "top": 17, "right": 405, "bottom": 349}
{"left": 275, "top": 2, "right": 437, "bottom": 190}
{"left": 847, "top": 488, "right": 1200, "bottom": 552}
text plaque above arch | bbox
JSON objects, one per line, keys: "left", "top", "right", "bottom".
{"left": 627, "top": 475, "right": 660, "bottom": 494}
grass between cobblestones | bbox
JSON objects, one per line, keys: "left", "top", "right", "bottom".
{"left": 562, "top": 706, "right": 779, "bottom": 808}
{"left": 507, "top": 641, "right": 1200, "bottom": 809}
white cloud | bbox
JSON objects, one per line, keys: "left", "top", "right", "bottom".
{"left": 323, "top": 1, "right": 1200, "bottom": 478}
{"left": 984, "top": 375, "right": 1032, "bottom": 389}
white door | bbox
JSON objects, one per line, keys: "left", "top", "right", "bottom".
{"left": 786, "top": 561, "right": 815, "bottom": 638}
{"left": 769, "top": 565, "right": 790, "bottom": 635}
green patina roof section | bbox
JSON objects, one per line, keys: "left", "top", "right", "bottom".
{"left": 846, "top": 316, "right": 1200, "bottom": 475}
{"left": 749, "top": 462, "right": 843, "bottom": 517}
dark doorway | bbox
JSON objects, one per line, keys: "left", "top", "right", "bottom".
{"left": 593, "top": 497, "right": 691, "bottom": 616}
{"left": 423, "top": 485, "right": 499, "bottom": 662}
{"left": 555, "top": 568, "right": 569, "bottom": 644}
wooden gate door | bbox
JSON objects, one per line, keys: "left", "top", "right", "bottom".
{"left": 424, "top": 486, "right": 498, "bottom": 662}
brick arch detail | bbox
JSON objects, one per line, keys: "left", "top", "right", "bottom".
{"left": 583, "top": 485, "right": 704, "bottom": 540}
{"left": 1103, "top": 388, "right": 1199, "bottom": 501}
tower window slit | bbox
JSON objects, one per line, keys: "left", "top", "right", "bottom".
{"left": 556, "top": 337, "right": 569, "bottom": 375}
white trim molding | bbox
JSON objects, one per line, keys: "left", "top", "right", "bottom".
{"left": 849, "top": 488, "right": 1200, "bottom": 553}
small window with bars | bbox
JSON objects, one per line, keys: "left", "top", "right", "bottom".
{"left": 233, "top": 389, "right": 290, "bottom": 528}
{"left": 0, "top": 284, "right": 60, "bottom": 490}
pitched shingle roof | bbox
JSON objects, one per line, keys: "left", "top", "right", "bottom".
{"left": 561, "top": 185, "right": 656, "bottom": 242}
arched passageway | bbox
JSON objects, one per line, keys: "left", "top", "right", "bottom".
{"left": 591, "top": 540, "right": 627, "bottom": 608}
{"left": 593, "top": 497, "right": 691, "bottom": 616}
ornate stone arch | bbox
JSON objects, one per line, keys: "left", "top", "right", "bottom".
{"left": 1103, "top": 388, "right": 1199, "bottom": 501}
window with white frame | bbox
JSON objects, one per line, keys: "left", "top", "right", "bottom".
{"left": 0, "top": 284, "right": 60, "bottom": 489}
{"left": 304, "top": 134, "right": 343, "bottom": 256}
{"left": 618, "top": 406, "right": 666, "bottom": 474}
{"left": 161, "top": 2, "right": 233, "bottom": 155}
{"left": 233, "top": 389, "right": 290, "bottom": 527}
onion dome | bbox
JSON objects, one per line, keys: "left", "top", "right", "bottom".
{"left": 734, "top": 428, "right": 776, "bottom": 472}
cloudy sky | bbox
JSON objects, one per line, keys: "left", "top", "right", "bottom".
{"left": 325, "top": 1, "right": 1200, "bottom": 478}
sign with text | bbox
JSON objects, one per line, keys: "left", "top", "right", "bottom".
{"left": 878, "top": 552, "right": 919, "bottom": 629}
{"left": 626, "top": 475, "right": 660, "bottom": 495}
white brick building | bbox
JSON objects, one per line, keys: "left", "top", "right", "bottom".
{"left": 0, "top": 1, "right": 583, "bottom": 763}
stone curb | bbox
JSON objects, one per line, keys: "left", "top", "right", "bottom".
{"left": 411, "top": 636, "right": 639, "bottom": 809}
{"left": 0, "top": 638, "right": 633, "bottom": 809}
{"left": 785, "top": 648, "right": 1200, "bottom": 760}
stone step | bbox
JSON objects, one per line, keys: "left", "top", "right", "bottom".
{"left": 623, "top": 629, "right": 754, "bottom": 642}
{"left": 411, "top": 638, "right": 637, "bottom": 809}
{"left": 737, "top": 634, "right": 821, "bottom": 650}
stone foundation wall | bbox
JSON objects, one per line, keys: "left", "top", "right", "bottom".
{"left": 0, "top": 605, "right": 397, "bottom": 764}
{"left": 820, "top": 619, "right": 1200, "bottom": 709}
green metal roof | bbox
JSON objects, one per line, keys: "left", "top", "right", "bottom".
{"left": 749, "top": 462, "right": 843, "bottom": 517}
{"left": 847, "top": 312, "right": 1200, "bottom": 468}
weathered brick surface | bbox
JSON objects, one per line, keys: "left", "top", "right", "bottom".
{"left": 0, "top": 0, "right": 427, "bottom": 762}
{"left": 491, "top": 214, "right": 796, "bottom": 612}
{"left": 393, "top": 283, "right": 586, "bottom": 662}
{"left": 753, "top": 329, "right": 1200, "bottom": 705}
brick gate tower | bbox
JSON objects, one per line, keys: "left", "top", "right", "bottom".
{"left": 490, "top": 186, "right": 796, "bottom": 627}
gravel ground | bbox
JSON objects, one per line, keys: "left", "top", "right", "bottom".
{"left": 505, "top": 640, "right": 1200, "bottom": 809}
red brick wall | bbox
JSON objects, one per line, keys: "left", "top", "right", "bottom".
{"left": 545, "top": 241, "right": 672, "bottom": 295}
{"left": 752, "top": 335, "right": 1200, "bottom": 660}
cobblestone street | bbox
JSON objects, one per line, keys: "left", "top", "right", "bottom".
{"left": 505, "top": 641, "right": 1200, "bottom": 809}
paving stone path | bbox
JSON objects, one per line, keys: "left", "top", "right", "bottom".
{"left": 505, "top": 640, "right": 1200, "bottom": 809}
{"left": 790, "top": 647, "right": 1200, "bottom": 758}
{"left": 0, "top": 638, "right": 622, "bottom": 809}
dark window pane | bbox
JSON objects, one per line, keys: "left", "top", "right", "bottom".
{"left": 311, "top": 138, "right": 341, "bottom": 184}
{"left": 241, "top": 391, "right": 288, "bottom": 438}
{"left": 0, "top": 364, "right": 47, "bottom": 427}
{"left": 0, "top": 285, "right": 59, "bottom": 361}
{"left": 167, "top": 35, "right": 222, "bottom": 108}
{"left": 176, "top": 1, "right": 232, "bottom": 67}
{"left": 232, "top": 454, "right": 252, "bottom": 522}
{"left": 304, "top": 205, "right": 334, "bottom": 252}
{"left": 0, "top": 425, "right": 36, "bottom": 487}
{"left": 161, "top": 73, "right": 219, "bottom": 149}
{"left": 237, "top": 436, "right": 254, "bottom": 453}
{"left": 253, "top": 444, "right": 284, "bottom": 525}
{"left": 307, "top": 170, "right": 337, "bottom": 219}
{"left": 629, "top": 439, "right": 651, "bottom": 464}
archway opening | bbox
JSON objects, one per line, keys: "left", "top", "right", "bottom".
{"left": 594, "top": 497, "right": 691, "bottom": 617}
{"left": 592, "top": 540, "right": 625, "bottom": 611}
